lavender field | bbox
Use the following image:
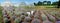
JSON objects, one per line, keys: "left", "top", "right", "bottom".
{"left": 0, "top": 0, "right": 60, "bottom": 23}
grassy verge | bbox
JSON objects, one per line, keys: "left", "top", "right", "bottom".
{"left": 0, "top": 12, "right": 2, "bottom": 23}
{"left": 0, "top": 6, "right": 2, "bottom": 23}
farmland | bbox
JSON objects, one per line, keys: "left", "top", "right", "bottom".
{"left": 0, "top": 6, "right": 60, "bottom": 23}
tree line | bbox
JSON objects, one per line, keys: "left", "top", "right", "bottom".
{"left": 34, "top": 1, "right": 58, "bottom": 6}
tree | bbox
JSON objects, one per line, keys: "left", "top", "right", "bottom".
{"left": 52, "top": 2, "right": 58, "bottom": 5}
{"left": 37, "top": 1, "right": 42, "bottom": 6}
{"left": 57, "top": 0, "right": 60, "bottom": 8}
{"left": 34, "top": 1, "right": 51, "bottom": 6}
{"left": 52, "top": 1, "right": 58, "bottom": 8}
{"left": 34, "top": 1, "right": 43, "bottom": 6}
{"left": 47, "top": 1, "right": 51, "bottom": 5}
{"left": 43, "top": 1, "right": 47, "bottom": 5}
{"left": 34, "top": 3, "right": 37, "bottom": 6}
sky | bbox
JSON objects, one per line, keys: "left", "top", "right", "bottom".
{"left": 0, "top": 0, "right": 59, "bottom": 4}
{"left": 0, "top": 0, "right": 59, "bottom": 6}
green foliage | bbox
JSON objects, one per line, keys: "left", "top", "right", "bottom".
{"left": 47, "top": 1, "right": 51, "bottom": 5}
{"left": 37, "top": 1, "right": 42, "bottom": 6}
{"left": 34, "top": 3, "right": 37, "bottom": 6}
{"left": 34, "top": 1, "right": 51, "bottom": 6}
{"left": 52, "top": 1, "right": 58, "bottom": 5}
{"left": 34, "top": 1, "right": 59, "bottom": 6}
{"left": 0, "top": 6, "right": 2, "bottom": 23}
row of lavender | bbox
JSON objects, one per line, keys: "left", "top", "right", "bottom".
{"left": 2, "top": 8, "right": 60, "bottom": 23}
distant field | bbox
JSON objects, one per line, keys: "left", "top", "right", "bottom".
{"left": 34, "top": 6, "right": 58, "bottom": 10}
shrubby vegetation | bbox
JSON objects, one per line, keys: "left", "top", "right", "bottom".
{"left": 34, "top": 1, "right": 58, "bottom": 6}
{"left": 34, "top": 1, "right": 60, "bottom": 8}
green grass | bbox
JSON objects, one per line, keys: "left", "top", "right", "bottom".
{"left": 0, "top": 6, "right": 2, "bottom": 23}
{"left": 0, "top": 12, "right": 2, "bottom": 23}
